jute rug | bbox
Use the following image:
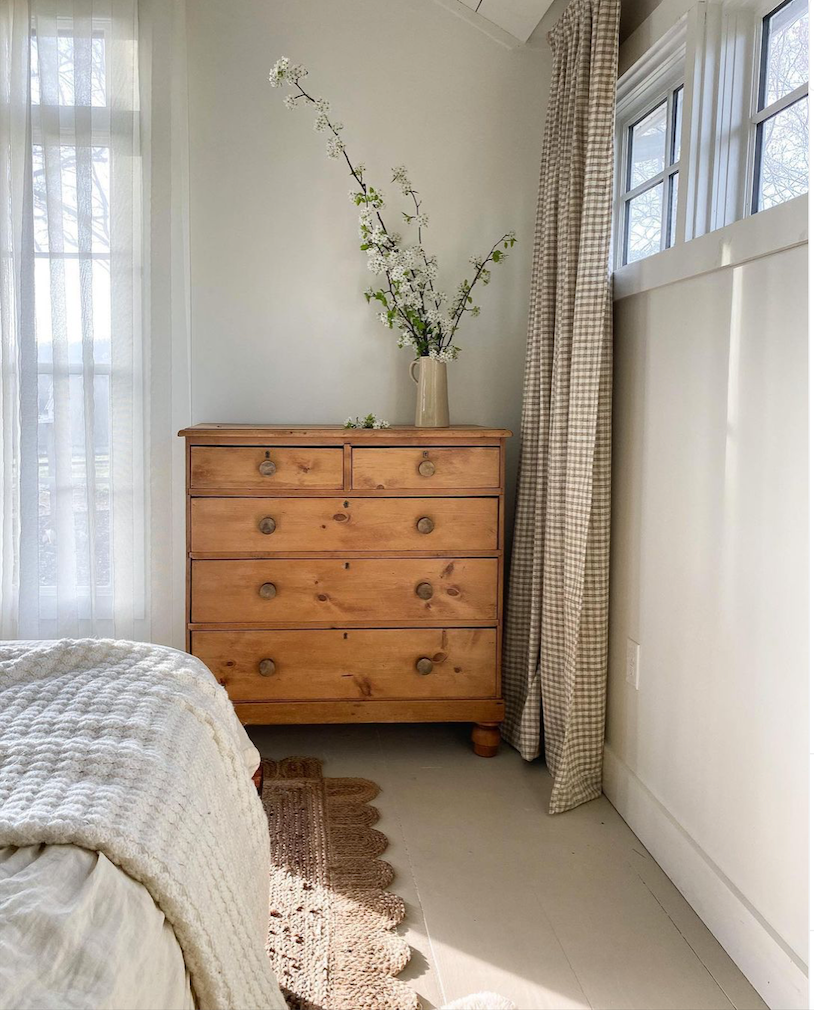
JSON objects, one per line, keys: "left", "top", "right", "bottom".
{"left": 261, "top": 757, "right": 419, "bottom": 1010}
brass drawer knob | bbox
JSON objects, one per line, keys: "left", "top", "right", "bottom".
{"left": 258, "top": 658, "right": 276, "bottom": 677}
{"left": 258, "top": 459, "right": 276, "bottom": 477}
{"left": 258, "top": 516, "right": 276, "bottom": 535}
{"left": 416, "top": 516, "right": 434, "bottom": 535}
{"left": 417, "top": 460, "right": 435, "bottom": 477}
{"left": 415, "top": 582, "right": 434, "bottom": 600}
{"left": 259, "top": 582, "right": 277, "bottom": 599}
{"left": 415, "top": 657, "right": 434, "bottom": 675}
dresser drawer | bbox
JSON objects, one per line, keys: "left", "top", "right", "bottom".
{"left": 189, "top": 497, "right": 498, "bottom": 553}
{"left": 190, "top": 557, "right": 498, "bottom": 623}
{"left": 192, "top": 628, "right": 497, "bottom": 701}
{"left": 190, "top": 446, "right": 343, "bottom": 489}
{"left": 352, "top": 446, "right": 499, "bottom": 489}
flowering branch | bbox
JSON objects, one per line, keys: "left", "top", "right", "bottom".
{"left": 269, "top": 57, "right": 516, "bottom": 360}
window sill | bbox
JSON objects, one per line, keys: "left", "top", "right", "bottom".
{"left": 613, "top": 193, "right": 808, "bottom": 300}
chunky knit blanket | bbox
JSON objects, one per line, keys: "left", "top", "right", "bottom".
{"left": 0, "top": 639, "right": 286, "bottom": 1010}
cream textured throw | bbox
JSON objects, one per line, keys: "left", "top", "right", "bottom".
{"left": 0, "top": 639, "right": 286, "bottom": 1010}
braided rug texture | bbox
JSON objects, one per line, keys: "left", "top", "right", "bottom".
{"left": 262, "top": 757, "right": 419, "bottom": 1010}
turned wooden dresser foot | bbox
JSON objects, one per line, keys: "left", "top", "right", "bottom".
{"left": 252, "top": 762, "right": 264, "bottom": 796}
{"left": 471, "top": 722, "right": 501, "bottom": 758}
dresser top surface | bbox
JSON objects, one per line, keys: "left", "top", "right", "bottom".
{"left": 178, "top": 423, "right": 512, "bottom": 440}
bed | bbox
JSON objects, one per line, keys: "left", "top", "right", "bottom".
{"left": 0, "top": 639, "right": 286, "bottom": 1010}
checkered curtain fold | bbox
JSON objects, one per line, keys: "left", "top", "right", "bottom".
{"left": 502, "top": 0, "right": 619, "bottom": 814}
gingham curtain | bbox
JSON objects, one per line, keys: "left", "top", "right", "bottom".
{"left": 502, "top": 0, "right": 619, "bottom": 814}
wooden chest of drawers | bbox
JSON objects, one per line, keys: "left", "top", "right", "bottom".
{"left": 179, "top": 423, "right": 511, "bottom": 756}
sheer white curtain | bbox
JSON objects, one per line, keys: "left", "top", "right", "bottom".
{"left": 0, "top": 0, "right": 189, "bottom": 643}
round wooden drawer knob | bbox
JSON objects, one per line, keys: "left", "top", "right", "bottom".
{"left": 415, "top": 582, "right": 434, "bottom": 600}
{"left": 415, "top": 657, "right": 434, "bottom": 675}
{"left": 258, "top": 658, "right": 276, "bottom": 677}
{"left": 416, "top": 517, "right": 434, "bottom": 535}
{"left": 258, "top": 459, "right": 276, "bottom": 477}
{"left": 259, "top": 582, "right": 277, "bottom": 599}
{"left": 418, "top": 460, "right": 436, "bottom": 477}
{"left": 258, "top": 516, "right": 276, "bottom": 535}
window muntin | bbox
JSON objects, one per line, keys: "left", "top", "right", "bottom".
{"left": 751, "top": 0, "right": 809, "bottom": 213}
{"left": 620, "top": 84, "right": 684, "bottom": 265}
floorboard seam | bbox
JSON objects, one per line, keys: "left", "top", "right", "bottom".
{"left": 631, "top": 860, "right": 738, "bottom": 1010}
{"left": 375, "top": 727, "right": 447, "bottom": 1009}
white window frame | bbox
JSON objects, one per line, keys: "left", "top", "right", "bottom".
{"left": 616, "top": 84, "right": 685, "bottom": 265}
{"left": 747, "top": 0, "right": 809, "bottom": 213}
{"left": 613, "top": 0, "right": 808, "bottom": 273}
{"left": 614, "top": 19, "right": 688, "bottom": 269}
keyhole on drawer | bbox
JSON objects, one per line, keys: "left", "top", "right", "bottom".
{"left": 343, "top": 500, "right": 349, "bottom": 508}
{"left": 264, "top": 450, "right": 271, "bottom": 459}
{"left": 422, "top": 450, "right": 429, "bottom": 458}
{"left": 344, "top": 562, "right": 350, "bottom": 569}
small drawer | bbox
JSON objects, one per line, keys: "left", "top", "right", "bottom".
{"left": 190, "top": 446, "right": 343, "bottom": 489}
{"left": 189, "top": 497, "right": 498, "bottom": 553}
{"left": 190, "top": 557, "right": 498, "bottom": 623}
{"left": 352, "top": 446, "right": 499, "bottom": 489}
{"left": 192, "top": 628, "right": 497, "bottom": 702}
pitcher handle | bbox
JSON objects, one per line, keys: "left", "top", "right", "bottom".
{"left": 409, "top": 358, "right": 420, "bottom": 384}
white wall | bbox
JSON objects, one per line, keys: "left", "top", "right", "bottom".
{"left": 185, "top": 0, "right": 563, "bottom": 506}
{"left": 607, "top": 211, "right": 809, "bottom": 1008}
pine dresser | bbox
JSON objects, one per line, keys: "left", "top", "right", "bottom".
{"left": 179, "top": 423, "right": 511, "bottom": 756}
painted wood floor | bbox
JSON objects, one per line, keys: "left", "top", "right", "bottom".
{"left": 248, "top": 722, "right": 767, "bottom": 1010}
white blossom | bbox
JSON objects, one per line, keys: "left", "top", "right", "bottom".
{"left": 268, "top": 57, "right": 290, "bottom": 87}
{"left": 326, "top": 136, "right": 344, "bottom": 159}
{"left": 367, "top": 251, "right": 386, "bottom": 273}
{"left": 283, "top": 94, "right": 298, "bottom": 110}
{"left": 315, "top": 97, "right": 331, "bottom": 113}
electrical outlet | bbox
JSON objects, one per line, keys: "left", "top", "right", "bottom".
{"left": 626, "top": 639, "right": 640, "bottom": 689}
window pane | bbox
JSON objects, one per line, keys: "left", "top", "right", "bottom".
{"left": 625, "top": 182, "right": 663, "bottom": 263}
{"left": 755, "top": 96, "right": 809, "bottom": 210}
{"left": 31, "top": 31, "right": 106, "bottom": 107}
{"left": 628, "top": 101, "right": 667, "bottom": 189}
{"left": 33, "top": 145, "right": 111, "bottom": 255}
{"left": 762, "top": 0, "right": 809, "bottom": 109}
{"left": 36, "top": 373, "right": 111, "bottom": 590}
{"left": 667, "top": 172, "right": 679, "bottom": 247}
{"left": 671, "top": 87, "right": 683, "bottom": 164}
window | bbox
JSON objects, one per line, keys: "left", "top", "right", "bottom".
{"left": 614, "top": 0, "right": 809, "bottom": 270}
{"left": 29, "top": 21, "right": 115, "bottom": 620}
{"left": 30, "top": 24, "right": 114, "bottom": 612}
{"left": 620, "top": 86, "right": 684, "bottom": 264}
{"left": 751, "top": 0, "right": 809, "bottom": 212}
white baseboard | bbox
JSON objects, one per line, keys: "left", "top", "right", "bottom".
{"left": 603, "top": 745, "right": 808, "bottom": 1010}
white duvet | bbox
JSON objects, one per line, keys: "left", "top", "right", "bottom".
{"left": 0, "top": 844, "right": 195, "bottom": 1010}
{"left": 0, "top": 639, "right": 286, "bottom": 1010}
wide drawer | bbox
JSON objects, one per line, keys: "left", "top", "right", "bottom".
{"left": 192, "top": 628, "right": 497, "bottom": 701}
{"left": 190, "top": 446, "right": 343, "bottom": 489}
{"left": 352, "top": 446, "right": 499, "bottom": 489}
{"left": 190, "top": 557, "right": 498, "bottom": 623}
{"left": 189, "top": 497, "right": 498, "bottom": 553}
